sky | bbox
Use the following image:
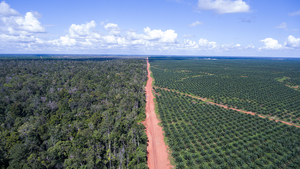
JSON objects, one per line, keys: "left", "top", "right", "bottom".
{"left": 0, "top": 0, "right": 299, "bottom": 57}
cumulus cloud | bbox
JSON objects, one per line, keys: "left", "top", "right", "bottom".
{"left": 3, "top": 1, "right": 298, "bottom": 55}
{"left": 198, "top": 38, "right": 217, "bottom": 49}
{"left": 9, "top": 19, "right": 178, "bottom": 50}
{"left": 69, "top": 20, "right": 96, "bottom": 37}
{"left": 189, "top": 21, "right": 203, "bottom": 27}
{"left": 0, "top": 12, "right": 253, "bottom": 54}
{"left": 275, "top": 22, "right": 287, "bottom": 29}
{"left": 127, "top": 27, "right": 177, "bottom": 43}
{"left": 197, "top": 0, "right": 250, "bottom": 14}
{"left": 0, "top": 1, "right": 44, "bottom": 34}
{"left": 183, "top": 39, "right": 198, "bottom": 48}
{"left": 285, "top": 35, "right": 300, "bottom": 48}
{"left": 260, "top": 38, "right": 283, "bottom": 50}
{"left": 0, "top": 1, "right": 19, "bottom": 16}
{"left": 220, "top": 43, "right": 242, "bottom": 51}
{"left": 181, "top": 38, "right": 244, "bottom": 52}
{"left": 0, "top": 2, "right": 45, "bottom": 44}
{"left": 104, "top": 23, "right": 120, "bottom": 35}
{"left": 0, "top": 33, "right": 35, "bottom": 42}
{"left": 145, "top": 27, "right": 177, "bottom": 43}
{"left": 1, "top": 12, "right": 45, "bottom": 33}
{"left": 50, "top": 36, "right": 76, "bottom": 46}
{"left": 288, "top": 10, "right": 300, "bottom": 16}
{"left": 259, "top": 36, "right": 300, "bottom": 50}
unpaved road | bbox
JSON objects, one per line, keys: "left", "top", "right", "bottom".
{"left": 142, "top": 58, "right": 171, "bottom": 169}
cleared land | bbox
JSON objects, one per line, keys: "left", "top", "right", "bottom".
{"left": 142, "top": 58, "right": 171, "bottom": 169}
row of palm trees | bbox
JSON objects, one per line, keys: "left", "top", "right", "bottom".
{"left": 155, "top": 89, "right": 300, "bottom": 168}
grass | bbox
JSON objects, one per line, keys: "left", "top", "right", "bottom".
{"left": 149, "top": 66, "right": 155, "bottom": 85}
{"left": 275, "top": 76, "right": 291, "bottom": 82}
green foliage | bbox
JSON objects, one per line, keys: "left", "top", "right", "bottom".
{"left": 150, "top": 57, "right": 300, "bottom": 168}
{"left": 150, "top": 58, "right": 300, "bottom": 124}
{"left": 155, "top": 89, "right": 300, "bottom": 168}
{"left": 0, "top": 59, "right": 147, "bottom": 168}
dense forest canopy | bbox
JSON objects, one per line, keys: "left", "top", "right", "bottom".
{"left": 0, "top": 59, "right": 148, "bottom": 168}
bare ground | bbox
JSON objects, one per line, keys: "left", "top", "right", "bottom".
{"left": 141, "top": 58, "right": 172, "bottom": 169}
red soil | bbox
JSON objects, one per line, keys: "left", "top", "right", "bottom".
{"left": 142, "top": 58, "right": 171, "bottom": 169}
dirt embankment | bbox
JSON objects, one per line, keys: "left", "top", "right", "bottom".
{"left": 141, "top": 58, "right": 172, "bottom": 169}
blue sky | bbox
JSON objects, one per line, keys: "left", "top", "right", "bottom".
{"left": 0, "top": 0, "right": 299, "bottom": 57}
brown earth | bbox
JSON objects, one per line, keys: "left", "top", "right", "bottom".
{"left": 141, "top": 58, "right": 171, "bottom": 169}
{"left": 156, "top": 87, "right": 300, "bottom": 128}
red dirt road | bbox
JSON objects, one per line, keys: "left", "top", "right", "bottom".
{"left": 142, "top": 58, "right": 171, "bottom": 169}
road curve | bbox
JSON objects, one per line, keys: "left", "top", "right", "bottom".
{"left": 142, "top": 58, "right": 171, "bottom": 169}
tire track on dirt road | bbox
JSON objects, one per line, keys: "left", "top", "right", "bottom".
{"left": 142, "top": 58, "right": 171, "bottom": 169}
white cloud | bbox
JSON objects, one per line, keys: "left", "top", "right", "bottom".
{"left": 1, "top": 1, "right": 299, "bottom": 56}
{"left": 69, "top": 20, "right": 96, "bottom": 37}
{"left": 260, "top": 38, "right": 283, "bottom": 50}
{"left": 181, "top": 38, "right": 244, "bottom": 52}
{"left": 0, "top": 13, "right": 255, "bottom": 54}
{"left": 0, "top": 2, "right": 45, "bottom": 45}
{"left": 288, "top": 10, "right": 300, "bottom": 16}
{"left": 189, "top": 21, "right": 203, "bottom": 27}
{"left": 0, "top": 33, "right": 35, "bottom": 42}
{"left": 15, "top": 12, "right": 45, "bottom": 32}
{"left": 183, "top": 39, "right": 198, "bottom": 48}
{"left": 104, "top": 23, "right": 118, "bottom": 30}
{"left": 197, "top": 0, "right": 250, "bottom": 14}
{"left": 246, "top": 44, "right": 255, "bottom": 49}
{"left": 285, "top": 35, "right": 300, "bottom": 48}
{"left": 221, "top": 43, "right": 242, "bottom": 51}
{"left": 198, "top": 38, "right": 217, "bottom": 49}
{"left": 50, "top": 36, "right": 77, "bottom": 46}
{"left": 156, "top": 29, "right": 177, "bottom": 43}
{"left": 14, "top": 21, "right": 177, "bottom": 50}
{"left": 183, "top": 34, "right": 195, "bottom": 38}
{"left": 127, "top": 27, "right": 177, "bottom": 43}
{"left": 104, "top": 23, "right": 120, "bottom": 35}
{"left": 144, "top": 27, "right": 173, "bottom": 42}
{"left": 0, "top": 12, "right": 45, "bottom": 35}
{"left": 275, "top": 22, "right": 287, "bottom": 29}
{"left": 0, "top": 1, "right": 19, "bottom": 16}
{"left": 259, "top": 36, "right": 300, "bottom": 50}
